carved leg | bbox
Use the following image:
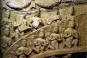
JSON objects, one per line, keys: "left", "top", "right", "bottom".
{"left": 65, "top": 38, "right": 73, "bottom": 48}
{"left": 63, "top": 42, "right": 72, "bottom": 48}
{"left": 55, "top": 42, "right": 59, "bottom": 50}
{"left": 40, "top": 46, "right": 45, "bottom": 53}
{"left": 51, "top": 41, "right": 56, "bottom": 50}
{"left": 59, "top": 42, "right": 64, "bottom": 49}
{"left": 72, "top": 39, "right": 78, "bottom": 47}
{"left": 33, "top": 47, "right": 40, "bottom": 54}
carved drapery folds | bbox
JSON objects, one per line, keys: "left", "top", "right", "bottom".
{"left": 1, "top": 0, "right": 87, "bottom": 58}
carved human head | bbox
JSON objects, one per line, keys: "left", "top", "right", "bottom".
{"left": 21, "top": 40, "right": 27, "bottom": 47}
{"left": 38, "top": 29, "right": 45, "bottom": 38}
{"left": 68, "top": 21, "right": 75, "bottom": 28}
{"left": 53, "top": 26, "right": 59, "bottom": 33}
{"left": 2, "top": 18, "right": 9, "bottom": 25}
{"left": 69, "top": 6, "right": 74, "bottom": 15}
{"left": 4, "top": 26, "right": 10, "bottom": 36}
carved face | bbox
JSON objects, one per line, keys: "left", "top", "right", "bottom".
{"left": 68, "top": 21, "right": 75, "bottom": 28}
{"left": 21, "top": 40, "right": 27, "bottom": 47}
{"left": 38, "top": 29, "right": 45, "bottom": 38}
{"left": 2, "top": 18, "right": 9, "bottom": 25}
{"left": 53, "top": 26, "right": 59, "bottom": 33}
{"left": 4, "top": 28, "right": 10, "bottom": 36}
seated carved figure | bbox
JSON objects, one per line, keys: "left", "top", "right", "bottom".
{"left": 16, "top": 40, "right": 31, "bottom": 58}
{"left": 48, "top": 26, "right": 62, "bottom": 50}
{"left": 33, "top": 29, "right": 48, "bottom": 53}
{"left": 49, "top": 33, "right": 59, "bottom": 50}
{"left": 1, "top": 26, "right": 12, "bottom": 47}
{"left": 33, "top": 38, "right": 41, "bottom": 53}
{"left": 63, "top": 20, "right": 78, "bottom": 48}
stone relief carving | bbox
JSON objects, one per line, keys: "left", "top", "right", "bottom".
{"left": 47, "top": 26, "right": 62, "bottom": 50}
{"left": 35, "top": 0, "right": 61, "bottom": 8}
{"left": 1, "top": 9, "right": 78, "bottom": 58}
{"left": 63, "top": 20, "right": 78, "bottom": 48}
{"left": 5, "top": 0, "right": 31, "bottom": 9}
{"left": 62, "top": 54, "right": 72, "bottom": 58}
{"left": 30, "top": 15, "right": 42, "bottom": 29}
{"left": 18, "top": 15, "right": 31, "bottom": 32}
{"left": 1, "top": 0, "right": 87, "bottom": 58}
{"left": 16, "top": 40, "right": 32, "bottom": 58}
{"left": 33, "top": 29, "right": 48, "bottom": 53}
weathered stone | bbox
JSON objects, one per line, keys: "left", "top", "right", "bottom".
{"left": 6, "top": 0, "right": 31, "bottom": 9}
{"left": 35, "top": 0, "right": 61, "bottom": 8}
{"left": 1, "top": 0, "right": 87, "bottom": 58}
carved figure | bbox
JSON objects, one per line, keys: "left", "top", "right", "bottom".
{"left": 63, "top": 20, "right": 78, "bottom": 48}
{"left": 33, "top": 38, "right": 42, "bottom": 53}
{"left": 1, "top": 18, "right": 9, "bottom": 26}
{"left": 33, "top": 29, "right": 48, "bottom": 53}
{"left": 48, "top": 26, "right": 62, "bottom": 50}
{"left": 49, "top": 33, "right": 59, "bottom": 50}
{"left": 69, "top": 6, "right": 74, "bottom": 15}
{"left": 30, "top": 15, "right": 42, "bottom": 29}
{"left": 18, "top": 15, "right": 31, "bottom": 32}
{"left": 16, "top": 40, "right": 31, "bottom": 58}
{"left": 14, "top": 18, "right": 21, "bottom": 28}
{"left": 1, "top": 26, "right": 12, "bottom": 48}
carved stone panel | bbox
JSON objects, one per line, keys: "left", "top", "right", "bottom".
{"left": 0, "top": 0, "right": 87, "bottom": 58}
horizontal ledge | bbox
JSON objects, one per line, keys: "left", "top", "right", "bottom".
{"left": 31, "top": 46, "right": 87, "bottom": 58}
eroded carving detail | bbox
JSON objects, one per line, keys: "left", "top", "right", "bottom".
{"left": 2, "top": 0, "right": 86, "bottom": 58}
{"left": 63, "top": 20, "right": 78, "bottom": 48}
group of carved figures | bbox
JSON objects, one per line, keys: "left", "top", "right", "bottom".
{"left": 1, "top": 8, "right": 61, "bottom": 52}
{"left": 1, "top": 1, "right": 75, "bottom": 51}
{"left": 1, "top": 14, "right": 78, "bottom": 58}
{"left": 1, "top": 2, "right": 79, "bottom": 57}
{"left": 7, "top": 18, "right": 78, "bottom": 58}
{"left": 33, "top": 19, "right": 78, "bottom": 53}
{"left": 1, "top": 8, "right": 79, "bottom": 58}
